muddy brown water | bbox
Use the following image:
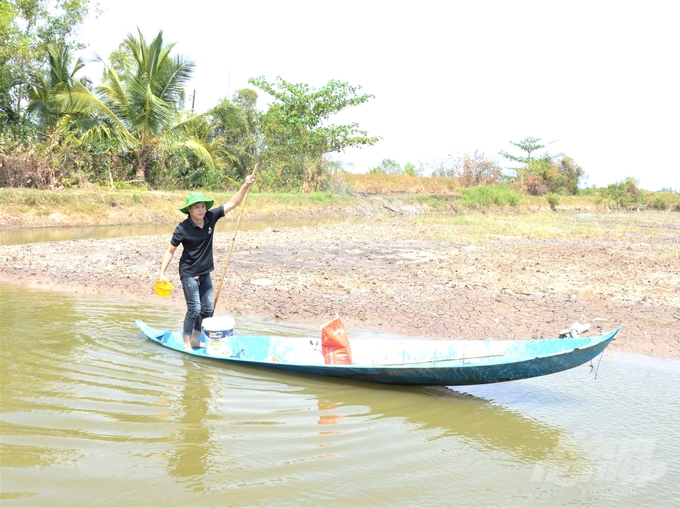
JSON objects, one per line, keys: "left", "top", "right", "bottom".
{"left": 0, "top": 217, "right": 356, "bottom": 246}
{"left": 1, "top": 282, "right": 679, "bottom": 506}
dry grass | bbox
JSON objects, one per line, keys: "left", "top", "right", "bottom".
{"left": 341, "top": 173, "right": 460, "bottom": 195}
{"left": 1, "top": 180, "right": 677, "bottom": 230}
{"left": 414, "top": 210, "right": 680, "bottom": 243}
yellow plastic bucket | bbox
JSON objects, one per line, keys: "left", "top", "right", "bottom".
{"left": 153, "top": 280, "right": 174, "bottom": 297}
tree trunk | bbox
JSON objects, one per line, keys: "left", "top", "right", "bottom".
{"left": 135, "top": 149, "right": 146, "bottom": 181}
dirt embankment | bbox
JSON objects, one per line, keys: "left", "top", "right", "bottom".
{"left": 0, "top": 193, "right": 435, "bottom": 229}
{"left": 1, "top": 216, "right": 678, "bottom": 360}
{"left": 0, "top": 190, "right": 609, "bottom": 230}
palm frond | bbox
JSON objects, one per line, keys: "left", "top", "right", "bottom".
{"left": 157, "top": 56, "right": 195, "bottom": 103}
{"left": 98, "top": 66, "right": 130, "bottom": 120}
{"left": 77, "top": 124, "right": 134, "bottom": 149}
{"left": 169, "top": 111, "right": 211, "bottom": 136}
{"left": 210, "top": 101, "right": 247, "bottom": 132}
{"left": 54, "top": 87, "right": 136, "bottom": 146}
{"left": 181, "top": 138, "right": 217, "bottom": 170}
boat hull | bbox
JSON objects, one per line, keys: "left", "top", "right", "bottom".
{"left": 136, "top": 320, "right": 620, "bottom": 386}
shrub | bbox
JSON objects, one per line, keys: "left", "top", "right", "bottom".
{"left": 545, "top": 193, "right": 561, "bottom": 210}
{"left": 369, "top": 159, "right": 402, "bottom": 175}
{"left": 600, "top": 177, "right": 646, "bottom": 209}
{"left": 460, "top": 185, "right": 521, "bottom": 208}
{"left": 648, "top": 196, "right": 668, "bottom": 211}
{"left": 523, "top": 172, "right": 549, "bottom": 196}
{"left": 0, "top": 129, "right": 135, "bottom": 190}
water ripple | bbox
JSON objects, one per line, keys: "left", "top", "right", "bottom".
{"left": 2, "top": 282, "right": 679, "bottom": 506}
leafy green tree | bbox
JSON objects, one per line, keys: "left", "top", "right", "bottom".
{"left": 519, "top": 155, "right": 584, "bottom": 196}
{"left": 403, "top": 162, "right": 422, "bottom": 176}
{"left": 248, "top": 76, "right": 379, "bottom": 190}
{"left": 108, "top": 41, "right": 137, "bottom": 77}
{"left": 500, "top": 136, "right": 556, "bottom": 190}
{"left": 600, "top": 177, "right": 646, "bottom": 209}
{"left": 0, "top": 0, "right": 92, "bottom": 133}
{"left": 554, "top": 156, "right": 584, "bottom": 195}
{"left": 61, "top": 29, "right": 233, "bottom": 182}
{"left": 0, "top": 2, "right": 17, "bottom": 126}
{"left": 499, "top": 136, "right": 550, "bottom": 166}
{"left": 648, "top": 195, "right": 668, "bottom": 210}
{"left": 208, "top": 88, "right": 259, "bottom": 183}
{"left": 500, "top": 137, "right": 583, "bottom": 195}
{"left": 369, "top": 158, "right": 402, "bottom": 175}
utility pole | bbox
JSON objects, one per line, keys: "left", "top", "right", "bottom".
{"left": 191, "top": 89, "right": 196, "bottom": 116}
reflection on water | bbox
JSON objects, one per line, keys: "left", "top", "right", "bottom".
{"left": 1, "top": 281, "right": 679, "bottom": 506}
{"left": 166, "top": 367, "right": 211, "bottom": 486}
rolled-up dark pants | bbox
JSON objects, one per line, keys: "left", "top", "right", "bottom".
{"left": 181, "top": 274, "right": 214, "bottom": 337}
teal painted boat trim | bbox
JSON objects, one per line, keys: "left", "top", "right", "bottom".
{"left": 136, "top": 320, "right": 620, "bottom": 386}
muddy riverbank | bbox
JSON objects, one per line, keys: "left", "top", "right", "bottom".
{"left": 1, "top": 213, "right": 678, "bottom": 360}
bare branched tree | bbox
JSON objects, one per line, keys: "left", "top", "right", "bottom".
{"left": 435, "top": 150, "right": 502, "bottom": 187}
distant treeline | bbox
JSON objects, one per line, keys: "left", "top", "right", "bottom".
{"left": 1, "top": 1, "right": 676, "bottom": 212}
{"left": 1, "top": 2, "right": 380, "bottom": 192}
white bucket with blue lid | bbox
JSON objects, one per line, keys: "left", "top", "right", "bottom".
{"left": 202, "top": 316, "right": 234, "bottom": 356}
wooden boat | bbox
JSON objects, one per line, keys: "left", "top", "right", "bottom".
{"left": 136, "top": 320, "right": 620, "bottom": 386}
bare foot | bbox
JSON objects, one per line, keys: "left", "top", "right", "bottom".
{"left": 190, "top": 330, "right": 204, "bottom": 349}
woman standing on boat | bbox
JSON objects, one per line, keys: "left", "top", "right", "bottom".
{"left": 159, "top": 174, "right": 256, "bottom": 350}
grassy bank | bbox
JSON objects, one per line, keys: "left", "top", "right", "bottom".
{"left": 0, "top": 188, "right": 362, "bottom": 228}
{"left": 1, "top": 176, "right": 678, "bottom": 229}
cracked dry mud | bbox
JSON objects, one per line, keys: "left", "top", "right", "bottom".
{"left": 1, "top": 216, "right": 678, "bottom": 360}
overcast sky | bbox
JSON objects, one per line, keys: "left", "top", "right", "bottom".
{"left": 78, "top": 0, "right": 679, "bottom": 190}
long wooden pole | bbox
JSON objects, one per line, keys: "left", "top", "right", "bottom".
{"left": 213, "top": 164, "right": 259, "bottom": 310}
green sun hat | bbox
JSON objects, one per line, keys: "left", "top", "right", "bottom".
{"left": 180, "top": 191, "right": 215, "bottom": 214}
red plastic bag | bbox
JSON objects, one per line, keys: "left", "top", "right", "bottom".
{"left": 321, "top": 315, "right": 352, "bottom": 365}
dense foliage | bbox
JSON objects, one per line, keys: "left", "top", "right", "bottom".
{"left": 0, "top": 9, "right": 670, "bottom": 203}
{"left": 248, "top": 76, "right": 380, "bottom": 191}
{"left": 1, "top": 4, "right": 380, "bottom": 192}
{"left": 1, "top": 0, "right": 90, "bottom": 133}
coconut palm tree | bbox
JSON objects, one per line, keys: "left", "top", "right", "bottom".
{"left": 26, "top": 44, "right": 90, "bottom": 132}
{"left": 60, "top": 29, "right": 235, "bottom": 181}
